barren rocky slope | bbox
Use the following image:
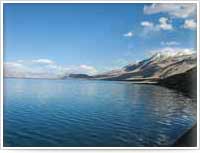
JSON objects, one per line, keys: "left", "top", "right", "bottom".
{"left": 92, "top": 51, "right": 197, "bottom": 82}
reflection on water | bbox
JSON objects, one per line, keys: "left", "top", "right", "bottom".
{"left": 4, "top": 78, "right": 196, "bottom": 147}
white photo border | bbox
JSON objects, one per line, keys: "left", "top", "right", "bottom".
{"left": 0, "top": 0, "right": 199, "bottom": 150}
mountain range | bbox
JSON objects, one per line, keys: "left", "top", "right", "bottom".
{"left": 67, "top": 51, "right": 196, "bottom": 80}
{"left": 66, "top": 51, "right": 197, "bottom": 96}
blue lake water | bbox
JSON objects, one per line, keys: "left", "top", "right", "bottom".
{"left": 4, "top": 78, "right": 196, "bottom": 147}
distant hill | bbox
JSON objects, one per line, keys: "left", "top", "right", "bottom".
{"left": 62, "top": 73, "right": 93, "bottom": 79}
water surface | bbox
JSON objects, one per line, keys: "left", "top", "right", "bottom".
{"left": 4, "top": 78, "right": 197, "bottom": 147}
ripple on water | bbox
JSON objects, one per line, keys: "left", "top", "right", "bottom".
{"left": 3, "top": 79, "right": 197, "bottom": 147}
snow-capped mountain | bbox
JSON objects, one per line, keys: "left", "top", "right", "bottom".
{"left": 93, "top": 50, "right": 196, "bottom": 81}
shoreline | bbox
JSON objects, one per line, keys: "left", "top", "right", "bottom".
{"left": 173, "top": 124, "right": 197, "bottom": 147}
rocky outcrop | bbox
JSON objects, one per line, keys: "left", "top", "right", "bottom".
{"left": 158, "top": 67, "right": 197, "bottom": 97}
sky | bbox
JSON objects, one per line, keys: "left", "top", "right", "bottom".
{"left": 4, "top": 3, "right": 197, "bottom": 78}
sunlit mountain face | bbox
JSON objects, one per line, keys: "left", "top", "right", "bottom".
{"left": 92, "top": 48, "right": 196, "bottom": 80}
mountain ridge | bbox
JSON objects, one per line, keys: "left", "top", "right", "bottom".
{"left": 65, "top": 51, "right": 197, "bottom": 96}
{"left": 91, "top": 52, "right": 196, "bottom": 81}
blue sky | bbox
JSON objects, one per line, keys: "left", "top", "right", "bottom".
{"left": 4, "top": 3, "right": 197, "bottom": 77}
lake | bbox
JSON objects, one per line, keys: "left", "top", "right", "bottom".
{"left": 3, "top": 78, "right": 197, "bottom": 147}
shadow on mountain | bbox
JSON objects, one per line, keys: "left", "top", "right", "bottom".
{"left": 158, "top": 67, "right": 197, "bottom": 98}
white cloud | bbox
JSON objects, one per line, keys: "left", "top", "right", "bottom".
{"left": 4, "top": 62, "right": 33, "bottom": 78}
{"left": 141, "top": 17, "right": 173, "bottom": 34}
{"left": 161, "top": 41, "right": 180, "bottom": 46}
{"left": 5, "top": 62, "right": 23, "bottom": 68}
{"left": 123, "top": 31, "right": 134, "bottom": 37}
{"left": 141, "top": 21, "right": 154, "bottom": 28}
{"left": 183, "top": 19, "right": 197, "bottom": 30}
{"left": 149, "top": 47, "right": 195, "bottom": 58}
{"left": 4, "top": 59, "right": 98, "bottom": 79}
{"left": 144, "top": 3, "right": 196, "bottom": 19}
{"left": 32, "top": 59, "right": 55, "bottom": 64}
{"left": 4, "top": 60, "right": 64, "bottom": 79}
{"left": 79, "top": 65, "right": 98, "bottom": 75}
{"left": 158, "top": 17, "right": 173, "bottom": 30}
{"left": 141, "top": 21, "right": 159, "bottom": 34}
